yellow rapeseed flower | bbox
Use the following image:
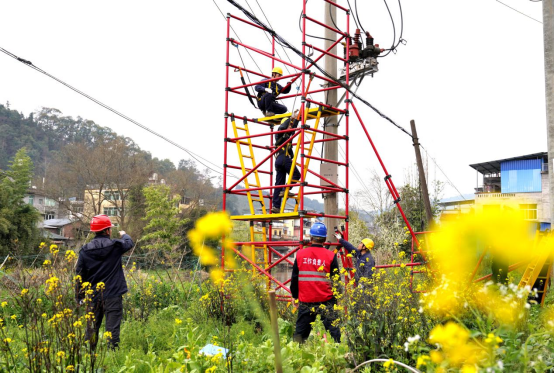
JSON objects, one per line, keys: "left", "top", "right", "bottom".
{"left": 65, "top": 250, "right": 76, "bottom": 261}
{"left": 428, "top": 322, "right": 485, "bottom": 367}
{"left": 20, "top": 288, "right": 29, "bottom": 296}
{"left": 1, "top": 302, "right": 7, "bottom": 308}
{"left": 175, "top": 318, "right": 183, "bottom": 325}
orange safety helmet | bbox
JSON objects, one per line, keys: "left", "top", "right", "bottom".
{"left": 90, "top": 214, "right": 114, "bottom": 232}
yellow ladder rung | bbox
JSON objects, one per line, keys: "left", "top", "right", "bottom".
{"left": 235, "top": 126, "right": 247, "bottom": 131}
{"left": 243, "top": 155, "right": 253, "bottom": 159}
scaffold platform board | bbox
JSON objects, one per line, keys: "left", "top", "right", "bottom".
{"left": 258, "top": 106, "right": 341, "bottom": 125}
{"left": 230, "top": 211, "right": 320, "bottom": 222}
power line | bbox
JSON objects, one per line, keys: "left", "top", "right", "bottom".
{"left": 420, "top": 145, "right": 467, "bottom": 201}
{"left": 0, "top": 46, "right": 239, "bottom": 179}
{"left": 212, "top": 0, "right": 264, "bottom": 73}
{"left": 495, "top": 0, "right": 542, "bottom": 24}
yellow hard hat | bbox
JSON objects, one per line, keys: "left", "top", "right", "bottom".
{"left": 361, "top": 238, "right": 374, "bottom": 250}
{"left": 272, "top": 67, "right": 283, "bottom": 75}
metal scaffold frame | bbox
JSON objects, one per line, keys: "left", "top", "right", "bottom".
{"left": 222, "top": 0, "right": 425, "bottom": 300}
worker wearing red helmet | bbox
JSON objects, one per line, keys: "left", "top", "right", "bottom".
{"left": 75, "top": 214, "right": 134, "bottom": 349}
{"left": 290, "top": 222, "right": 341, "bottom": 343}
{"left": 255, "top": 67, "right": 293, "bottom": 117}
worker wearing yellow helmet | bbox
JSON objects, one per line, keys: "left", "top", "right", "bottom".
{"left": 255, "top": 66, "right": 293, "bottom": 117}
{"left": 334, "top": 231, "right": 376, "bottom": 283}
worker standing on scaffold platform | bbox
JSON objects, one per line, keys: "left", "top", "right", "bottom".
{"left": 272, "top": 113, "right": 301, "bottom": 214}
{"left": 290, "top": 222, "right": 341, "bottom": 343}
{"left": 255, "top": 67, "right": 292, "bottom": 117}
{"left": 334, "top": 232, "right": 376, "bottom": 284}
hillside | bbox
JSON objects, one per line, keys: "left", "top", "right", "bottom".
{"left": 0, "top": 103, "right": 326, "bottom": 216}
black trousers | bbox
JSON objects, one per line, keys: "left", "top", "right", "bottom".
{"left": 86, "top": 296, "right": 123, "bottom": 349}
{"left": 259, "top": 93, "right": 288, "bottom": 114}
{"left": 273, "top": 153, "right": 301, "bottom": 209}
{"left": 293, "top": 299, "right": 341, "bottom": 343}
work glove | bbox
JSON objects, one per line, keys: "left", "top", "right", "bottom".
{"left": 265, "top": 87, "right": 272, "bottom": 94}
{"left": 334, "top": 232, "right": 342, "bottom": 241}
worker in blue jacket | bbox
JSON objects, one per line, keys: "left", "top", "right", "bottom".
{"left": 255, "top": 67, "right": 292, "bottom": 117}
{"left": 334, "top": 232, "right": 376, "bottom": 283}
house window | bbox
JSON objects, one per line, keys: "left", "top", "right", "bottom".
{"left": 520, "top": 204, "right": 538, "bottom": 220}
{"left": 104, "top": 191, "right": 121, "bottom": 201}
{"left": 45, "top": 198, "right": 56, "bottom": 207}
{"left": 45, "top": 212, "right": 55, "bottom": 220}
{"left": 103, "top": 207, "right": 119, "bottom": 216}
{"left": 28, "top": 195, "right": 34, "bottom": 205}
{"left": 39, "top": 198, "right": 44, "bottom": 205}
{"left": 73, "top": 206, "right": 83, "bottom": 213}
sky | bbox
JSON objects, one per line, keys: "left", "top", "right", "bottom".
{"left": 0, "top": 0, "right": 547, "bottom": 209}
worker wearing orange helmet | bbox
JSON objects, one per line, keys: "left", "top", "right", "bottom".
{"left": 75, "top": 214, "right": 134, "bottom": 349}
{"left": 334, "top": 232, "right": 376, "bottom": 283}
{"left": 255, "top": 67, "right": 293, "bottom": 117}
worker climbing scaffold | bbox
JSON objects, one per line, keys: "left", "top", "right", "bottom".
{"left": 222, "top": 0, "right": 425, "bottom": 300}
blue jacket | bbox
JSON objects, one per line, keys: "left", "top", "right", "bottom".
{"left": 76, "top": 234, "right": 134, "bottom": 301}
{"left": 255, "top": 78, "right": 291, "bottom": 98}
{"left": 339, "top": 238, "right": 375, "bottom": 281}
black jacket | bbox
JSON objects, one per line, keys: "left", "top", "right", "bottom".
{"left": 75, "top": 234, "right": 134, "bottom": 301}
{"left": 275, "top": 117, "right": 299, "bottom": 158}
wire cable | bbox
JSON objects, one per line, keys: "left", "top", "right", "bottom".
{"left": 299, "top": 0, "right": 335, "bottom": 43}
{"left": 0, "top": 46, "right": 240, "bottom": 179}
{"left": 495, "top": 0, "right": 542, "bottom": 24}
{"left": 420, "top": 145, "right": 467, "bottom": 201}
{"left": 212, "top": 0, "right": 264, "bottom": 73}
{"left": 378, "top": 0, "right": 397, "bottom": 57}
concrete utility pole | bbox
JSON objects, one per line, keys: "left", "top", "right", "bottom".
{"left": 324, "top": 0, "right": 338, "bottom": 241}
{"left": 410, "top": 120, "right": 433, "bottom": 227}
{"left": 543, "top": 1, "right": 554, "bottom": 228}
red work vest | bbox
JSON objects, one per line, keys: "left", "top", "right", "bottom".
{"left": 296, "top": 246, "right": 336, "bottom": 303}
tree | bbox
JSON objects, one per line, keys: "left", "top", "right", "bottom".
{"left": 0, "top": 148, "right": 41, "bottom": 255}
{"left": 354, "top": 166, "right": 444, "bottom": 260}
{"left": 142, "top": 185, "right": 188, "bottom": 255}
{"left": 46, "top": 137, "right": 151, "bottom": 231}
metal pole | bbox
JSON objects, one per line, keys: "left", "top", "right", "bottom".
{"left": 543, "top": 1, "right": 554, "bottom": 229}
{"left": 410, "top": 120, "right": 433, "bottom": 227}
{"left": 324, "top": 0, "right": 338, "bottom": 241}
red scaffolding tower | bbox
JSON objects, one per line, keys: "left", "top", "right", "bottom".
{"left": 222, "top": 0, "right": 425, "bottom": 300}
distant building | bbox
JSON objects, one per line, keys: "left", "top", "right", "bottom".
{"left": 440, "top": 152, "right": 550, "bottom": 230}
{"left": 39, "top": 218, "right": 83, "bottom": 241}
{"left": 83, "top": 187, "right": 126, "bottom": 228}
{"left": 24, "top": 187, "right": 64, "bottom": 220}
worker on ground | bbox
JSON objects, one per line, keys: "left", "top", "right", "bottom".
{"left": 75, "top": 215, "right": 134, "bottom": 349}
{"left": 272, "top": 112, "right": 301, "bottom": 214}
{"left": 334, "top": 232, "right": 376, "bottom": 284}
{"left": 290, "top": 222, "right": 341, "bottom": 343}
{"left": 255, "top": 67, "right": 292, "bottom": 117}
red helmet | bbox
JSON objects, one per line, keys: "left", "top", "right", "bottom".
{"left": 90, "top": 215, "right": 114, "bottom": 232}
